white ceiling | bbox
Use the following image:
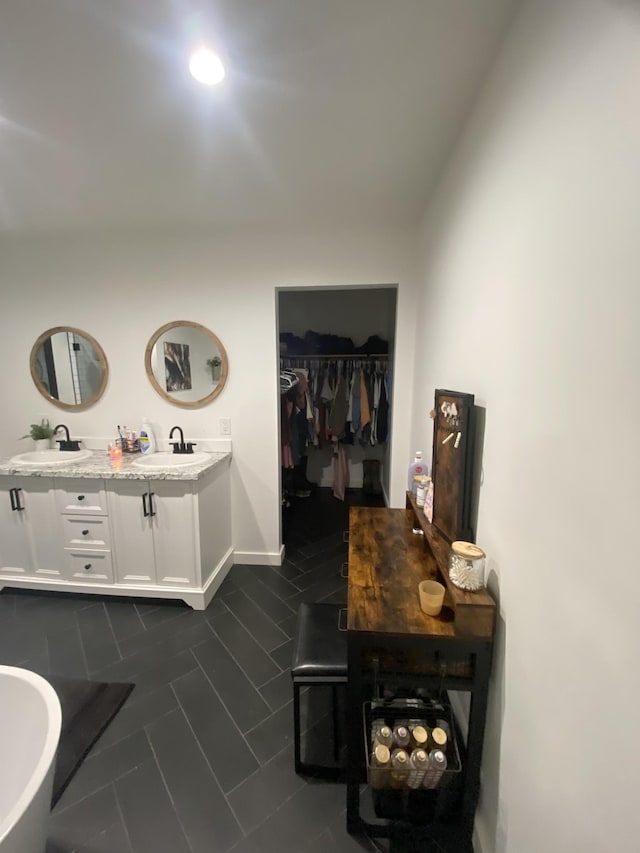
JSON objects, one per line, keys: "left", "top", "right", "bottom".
{"left": 0, "top": 0, "right": 518, "bottom": 235}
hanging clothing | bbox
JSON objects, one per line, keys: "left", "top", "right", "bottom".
{"left": 332, "top": 439, "right": 349, "bottom": 501}
{"left": 280, "top": 355, "right": 392, "bottom": 497}
{"left": 328, "top": 372, "right": 349, "bottom": 438}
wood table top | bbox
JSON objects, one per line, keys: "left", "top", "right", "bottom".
{"left": 347, "top": 506, "right": 495, "bottom": 640}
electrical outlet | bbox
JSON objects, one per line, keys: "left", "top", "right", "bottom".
{"left": 219, "top": 417, "right": 231, "bottom": 435}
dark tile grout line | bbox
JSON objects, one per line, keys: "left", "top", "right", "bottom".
{"left": 52, "top": 760, "right": 138, "bottom": 816}
{"left": 210, "top": 605, "right": 288, "bottom": 687}
{"left": 112, "top": 782, "right": 135, "bottom": 853}
{"left": 101, "top": 601, "right": 125, "bottom": 664}
{"left": 188, "top": 651, "right": 264, "bottom": 765}
{"left": 222, "top": 589, "right": 288, "bottom": 652}
{"left": 167, "top": 678, "right": 247, "bottom": 843}
{"left": 204, "top": 622, "right": 283, "bottom": 717}
{"left": 143, "top": 723, "right": 200, "bottom": 853}
{"left": 231, "top": 576, "right": 296, "bottom": 629}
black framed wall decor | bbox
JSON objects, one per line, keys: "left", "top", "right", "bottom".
{"left": 431, "top": 388, "right": 476, "bottom": 544}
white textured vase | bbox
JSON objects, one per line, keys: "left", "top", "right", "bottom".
{"left": 34, "top": 439, "right": 51, "bottom": 452}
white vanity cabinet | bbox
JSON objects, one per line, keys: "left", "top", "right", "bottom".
{"left": 0, "top": 453, "right": 233, "bottom": 610}
{"left": 106, "top": 480, "right": 197, "bottom": 587}
{"left": 0, "top": 476, "right": 61, "bottom": 579}
{"left": 106, "top": 460, "right": 232, "bottom": 606}
{"left": 56, "top": 478, "right": 114, "bottom": 584}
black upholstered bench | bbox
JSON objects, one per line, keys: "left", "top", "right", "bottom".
{"left": 291, "top": 602, "right": 348, "bottom": 776}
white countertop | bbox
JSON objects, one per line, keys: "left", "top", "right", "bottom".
{"left": 0, "top": 450, "right": 231, "bottom": 481}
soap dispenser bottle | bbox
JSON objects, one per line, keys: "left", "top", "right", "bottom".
{"left": 139, "top": 418, "right": 157, "bottom": 455}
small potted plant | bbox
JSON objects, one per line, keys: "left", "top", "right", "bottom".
{"left": 21, "top": 418, "right": 55, "bottom": 451}
{"left": 206, "top": 356, "right": 222, "bottom": 382}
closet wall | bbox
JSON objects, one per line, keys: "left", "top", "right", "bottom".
{"left": 278, "top": 286, "right": 397, "bottom": 494}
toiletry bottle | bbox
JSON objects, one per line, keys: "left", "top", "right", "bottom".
{"left": 407, "top": 451, "right": 427, "bottom": 494}
{"left": 139, "top": 418, "right": 157, "bottom": 455}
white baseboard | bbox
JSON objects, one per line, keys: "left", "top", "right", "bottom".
{"left": 233, "top": 547, "right": 284, "bottom": 566}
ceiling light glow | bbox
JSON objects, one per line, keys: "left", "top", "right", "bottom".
{"left": 189, "top": 47, "right": 225, "bottom": 86}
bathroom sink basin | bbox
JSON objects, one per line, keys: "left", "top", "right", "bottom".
{"left": 132, "top": 452, "right": 211, "bottom": 470}
{"left": 10, "top": 449, "right": 93, "bottom": 466}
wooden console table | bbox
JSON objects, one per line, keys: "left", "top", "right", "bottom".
{"left": 346, "top": 502, "right": 496, "bottom": 850}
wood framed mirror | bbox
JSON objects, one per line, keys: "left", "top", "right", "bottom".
{"left": 145, "top": 321, "right": 228, "bottom": 408}
{"left": 30, "top": 326, "right": 109, "bottom": 411}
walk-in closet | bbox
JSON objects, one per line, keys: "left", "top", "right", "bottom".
{"left": 277, "top": 286, "right": 397, "bottom": 547}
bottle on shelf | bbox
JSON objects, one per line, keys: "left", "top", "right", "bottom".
{"left": 138, "top": 417, "right": 157, "bottom": 455}
{"left": 407, "top": 748, "right": 429, "bottom": 788}
{"left": 410, "top": 724, "right": 428, "bottom": 750}
{"left": 392, "top": 724, "right": 410, "bottom": 749}
{"left": 423, "top": 749, "right": 448, "bottom": 789}
{"left": 390, "top": 748, "right": 409, "bottom": 789}
{"left": 369, "top": 744, "right": 391, "bottom": 788}
{"left": 374, "top": 724, "right": 394, "bottom": 749}
{"left": 429, "top": 726, "right": 448, "bottom": 753}
{"left": 407, "top": 451, "right": 427, "bottom": 495}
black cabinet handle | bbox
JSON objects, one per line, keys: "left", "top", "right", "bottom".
{"left": 9, "top": 487, "right": 17, "bottom": 511}
{"left": 77, "top": 495, "right": 85, "bottom": 502}
{"left": 84, "top": 563, "right": 92, "bottom": 571}
{"left": 11, "top": 488, "right": 24, "bottom": 512}
{"left": 142, "top": 492, "right": 150, "bottom": 517}
{"left": 148, "top": 492, "right": 156, "bottom": 517}
{"left": 82, "top": 529, "right": 89, "bottom": 536}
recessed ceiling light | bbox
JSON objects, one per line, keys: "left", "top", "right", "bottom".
{"left": 189, "top": 47, "right": 225, "bottom": 86}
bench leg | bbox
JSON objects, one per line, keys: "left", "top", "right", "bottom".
{"left": 332, "top": 684, "right": 340, "bottom": 762}
{"left": 293, "top": 681, "right": 302, "bottom": 774}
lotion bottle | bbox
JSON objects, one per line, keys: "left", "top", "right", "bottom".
{"left": 407, "top": 451, "right": 427, "bottom": 494}
{"left": 139, "top": 417, "right": 157, "bottom": 455}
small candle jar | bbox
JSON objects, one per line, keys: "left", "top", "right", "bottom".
{"left": 448, "top": 541, "right": 486, "bottom": 591}
{"left": 108, "top": 441, "right": 123, "bottom": 459}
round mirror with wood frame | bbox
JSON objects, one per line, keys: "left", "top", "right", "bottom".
{"left": 30, "top": 326, "right": 109, "bottom": 411}
{"left": 145, "top": 321, "right": 228, "bottom": 408}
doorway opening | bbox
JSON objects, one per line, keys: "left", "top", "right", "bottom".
{"left": 276, "top": 285, "right": 397, "bottom": 552}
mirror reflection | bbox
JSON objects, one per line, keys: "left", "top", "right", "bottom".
{"left": 145, "top": 321, "right": 228, "bottom": 408}
{"left": 30, "top": 327, "right": 109, "bottom": 411}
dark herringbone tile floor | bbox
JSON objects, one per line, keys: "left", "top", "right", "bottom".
{"left": 0, "top": 488, "right": 389, "bottom": 853}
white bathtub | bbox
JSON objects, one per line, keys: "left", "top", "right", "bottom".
{"left": 0, "top": 667, "right": 61, "bottom": 853}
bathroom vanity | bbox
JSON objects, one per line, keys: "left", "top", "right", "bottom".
{"left": 0, "top": 451, "right": 232, "bottom": 609}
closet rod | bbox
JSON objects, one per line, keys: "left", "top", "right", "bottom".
{"left": 280, "top": 353, "right": 389, "bottom": 359}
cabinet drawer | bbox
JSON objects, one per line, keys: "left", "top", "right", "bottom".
{"left": 61, "top": 516, "right": 111, "bottom": 549}
{"left": 64, "top": 549, "right": 113, "bottom": 583}
{"left": 56, "top": 481, "right": 108, "bottom": 516}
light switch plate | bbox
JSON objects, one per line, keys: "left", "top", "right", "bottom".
{"left": 219, "top": 417, "right": 231, "bottom": 435}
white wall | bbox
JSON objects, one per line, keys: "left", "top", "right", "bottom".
{"left": 0, "top": 226, "right": 417, "bottom": 563}
{"left": 412, "top": 1, "right": 640, "bottom": 851}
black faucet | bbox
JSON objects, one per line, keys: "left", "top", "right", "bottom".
{"left": 54, "top": 424, "right": 82, "bottom": 451}
{"left": 169, "top": 426, "right": 196, "bottom": 454}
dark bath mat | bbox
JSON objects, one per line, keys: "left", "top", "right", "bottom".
{"left": 47, "top": 675, "right": 134, "bottom": 807}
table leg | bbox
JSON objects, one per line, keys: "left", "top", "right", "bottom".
{"left": 346, "top": 634, "right": 363, "bottom": 834}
